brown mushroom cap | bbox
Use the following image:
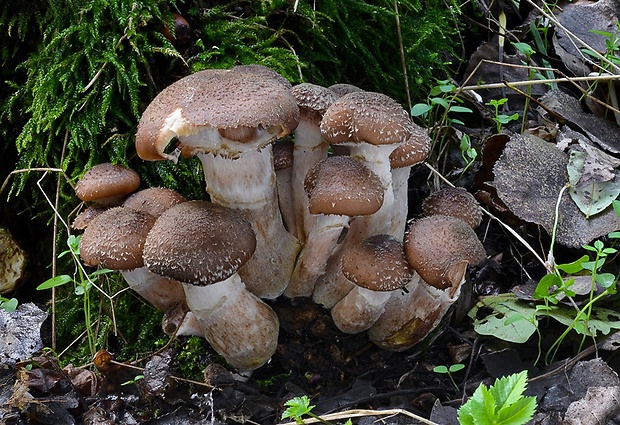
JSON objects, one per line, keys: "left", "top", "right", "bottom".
{"left": 404, "top": 215, "right": 486, "bottom": 290}
{"left": 123, "top": 187, "right": 187, "bottom": 218}
{"left": 291, "top": 83, "right": 338, "bottom": 126}
{"left": 328, "top": 83, "right": 364, "bottom": 97}
{"left": 80, "top": 207, "right": 156, "bottom": 270}
{"left": 320, "top": 91, "right": 413, "bottom": 146}
{"left": 304, "top": 156, "right": 384, "bottom": 216}
{"left": 75, "top": 163, "right": 140, "bottom": 205}
{"left": 341, "top": 234, "right": 412, "bottom": 291}
{"left": 422, "top": 187, "right": 483, "bottom": 229}
{"left": 135, "top": 66, "right": 300, "bottom": 161}
{"left": 143, "top": 201, "right": 256, "bottom": 286}
{"left": 389, "top": 124, "right": 431, "bottom": 169}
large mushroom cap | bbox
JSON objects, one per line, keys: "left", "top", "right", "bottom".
{"left": 304, "top": 155, "right": 384, "bottom": 216}
{"left": 136, "top": 66, "right": 300, "bottom": 161}
{"left": 75, "top": 163, "right": 140, "bottom": 205}
{"left": 342, "top": 234, "right": 412, "bottom": 291}
{"left": 143, "top": 201, "right": 256, "bottom": 286}
{"left": 404, "top": 215, "right": 486, "bottom": 290}
{"left": 421, "top": 187, "right": 483, "bottom": 229}
{"left": 80, "top": 207, "right": 156, "bottom": 270}
{"left": 320, "top": 91, "right": 413, "bottom": 146}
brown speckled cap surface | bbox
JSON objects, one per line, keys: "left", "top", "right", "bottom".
{"left": 75, "top": 163, "right": 140, "bottom": 203}
{"left": 143, "top": 201, "right": 256, "bottom": 286}
{"left": 304, "top": 156, "right": 384, "bottom": 216}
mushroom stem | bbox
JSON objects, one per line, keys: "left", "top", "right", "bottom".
{"left": 291, "top": 119, "right": 329, "bottom": 241}
{"left": 331, "top": 286, "right": 392, "bottom": 334}
{"left": 198, "top": 148, "right": 301, "bottom": 299}
{"left": 368, "top": 274, "right": 462, "bottom": 351}
{"left": 388, "top": 166, "right": 412, "bottom": 238}
{"left": 120, "top": 267, "right": 186, "bottom": 312}
{"left": 182, "top": 274, "right": 279, "bottom": 370}
{"left": 285, "top": 214, "right": 349, "bottom": 298}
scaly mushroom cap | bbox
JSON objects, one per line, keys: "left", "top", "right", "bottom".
{"left": 291, "top": 83, "right": 338, "bottom": 126}
{"left": 328, "top": 83, "right": 364, "bottom": 97}
{"left": 143, "top": 201, "right": 256, "bottom": 286}
{"left": 135, "top": 66, "right": 300, "bottom": 161}
{"left": 320, "top": 91, "right": 413, "bottom": 146}
{"left": 80, "top": 207, "right": 156, "bottom": 270}
{"left": 341, "top": 234, "right": 412, "bottom": 291}
{"left": 404, "top": 215, "right": 486, "bottom": 290}
{"left": 421, "top": 187, "right": 483, "bottom": 229}
{"left": 75, "top": 163, "right": 140, "bottom": 204}
{"left": 389, "top": 124, "right": 431, "bottom": 169}
{"left": 304, "top": 156, "right": 384, "bottom": 216}
{"left": 123, "top": 187, "right": 187, "bottom": 218}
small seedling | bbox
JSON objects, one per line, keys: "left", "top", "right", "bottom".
{"left": 433, "top": 363, "right": 465, "bottom": 389}
{"left": 37, "top": 234, "right": 114, "bottom": 357}
{"left": 121, "top": 374, "right": 144, "bottom": 387}
{"left": 0, "top": 297, "right": 18, "bottom": 312}
{"left": 485, "top": 98, "right": 519, "bottom": 133}
{"left": 457, "top": 370, "right": 537, "bottom": 425}
{"left": 281, "top": 395, "right": 352, "bottom": 425}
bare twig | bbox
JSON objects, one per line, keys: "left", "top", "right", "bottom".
{"left": 278, "top": 408, "right": 440, "bottom": 425}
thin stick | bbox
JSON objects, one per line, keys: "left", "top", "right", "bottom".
{"left": 394, "top": 1, "right": 412, "bottom": 111}
{"left": 461, "top": 71, "right": 620, "bottom": 91}
{"left": 279, "top": 408, "right": 440, "bottom": 425}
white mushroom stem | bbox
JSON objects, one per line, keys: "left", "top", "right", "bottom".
{"left": 197, "top": 147, "right": 301, "bottom": 299}
{"left": 120, "top": 267, "right": 186, "bottom": 312}
{"left": 312, "top": 144, "right": 397, "bottom": 307}
{"left": 285, "top": 214, "right": 349, "bottom": 298}
{"left": 291, "top": 119, "right": 329, "bottom": 241}
{"left": 368, "top": 273, "right": 463, "bottom": 351}
{"left": 388, "top": 166, "right": 412, "bottom": 238}
{"left": 182, "top": 273, "right": 279, "bottom": 371}
{"left": 331, "top": 287, "right": 393, "bottom": 334}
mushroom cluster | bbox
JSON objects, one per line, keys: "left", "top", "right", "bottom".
{"left": 74, "top": 65, "right": 486, "bottom": 370}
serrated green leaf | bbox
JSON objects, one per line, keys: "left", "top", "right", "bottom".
{"left": 489, "top": 370, "right": 528, "bottom": 409}
{"left": 496, "top": 396, "right": 537, "bottom": 424}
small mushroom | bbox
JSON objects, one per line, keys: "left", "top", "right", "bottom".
{"left": 328, "top": 83, "right": 364, "bottom": 97}
{"left": 123, "top": 187, "right": 187, "bottom": 218}
{"left": 404, "top": 215, "right": 486, "bottom": 291}
{"left": 74, "top": 163, "right": 140, "bottom": 207}
{"left": 331, "top": 234, "right": 412, "bottom": 334}
{"left": 421, "top": 187, "right": 483, "bottom": 229}
{"left": 143, "top": 201, "right": 279, "bottom": 371}
{"left": 285, "top": 156, "right": 384, "bottom": 299}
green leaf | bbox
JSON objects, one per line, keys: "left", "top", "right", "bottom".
{"left": 37, "top": 274, "right": 73, "bottom": 290}
{"left": 434, "top": 365, "right": 449, "bottom": 374}
{"left": 469, "top": 294, "right": 538, "bottom": 343}
{"left": 0, "top": 298, "right": 19, "bottom": 313}
{"left": 595, "top": 273, "right": 616, "bottom": 289}
{"left": 450, "top": 363, "right": 466, "bottom": 373}
{"left": 496, "top": 396, "right": 537, "bottom": 424}
{"left": 411, "top": 103, "right": 432, "bottom": 117}
{"left": 281, "top": 395, "right": 314, "bottom": 421}
{"left": 489, "top": 370, "right": 528, "bottom": 409}
{"left": 555, "top": 255, "right": 589, "bottom": 273}
{"left": 534, "top": 274, "right": 562, "bottom": 300}
{"left": 430, "top": 97, "right": 449, "bottom": 109}
{"left": 449, "top": 105, "right": 473, "bottom": 113}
